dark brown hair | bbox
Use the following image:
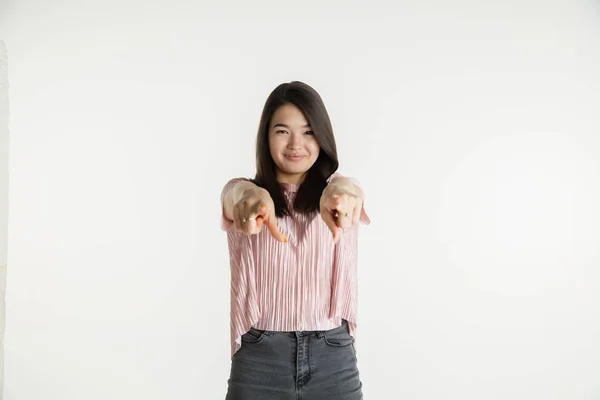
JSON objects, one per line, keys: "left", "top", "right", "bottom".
{"left": 252, "top": 81, "right": 339, "bottom": 218}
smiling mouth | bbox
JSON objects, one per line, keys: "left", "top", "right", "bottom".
{"left": 285, "top": 155, "right": 306, "bottom": 160}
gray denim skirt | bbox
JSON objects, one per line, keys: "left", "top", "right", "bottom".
{"left": 225, "top": 319, "right": 363, "bottom": 400}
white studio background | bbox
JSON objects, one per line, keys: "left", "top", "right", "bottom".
{"left": 1, "top": 1, "right": 600, "bottom": 399}
{"left": 0, "top": 40, "right": 8, "bottom": 397}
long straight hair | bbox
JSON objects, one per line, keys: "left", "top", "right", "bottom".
{"left": 253, "top": 81, "right": 339, "bottom": 218}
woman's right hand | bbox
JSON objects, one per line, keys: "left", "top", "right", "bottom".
{"left": 232, "top": 184, "right": 287, "bottom": 242}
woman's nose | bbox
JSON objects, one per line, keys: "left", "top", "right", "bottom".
{"left": 287, "top": 133, "right": 302, "bottom": 148}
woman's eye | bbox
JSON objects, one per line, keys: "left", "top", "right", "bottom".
{"left": 304, "top": 131, "right": 314, "bottom": 135}
{"left": 276, "top": 130, "right": 288, "bottom": 134}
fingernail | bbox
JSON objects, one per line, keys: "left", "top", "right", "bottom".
{"left": 261, "top": 205, "right": 266, "bottom": 210}
{"left": 283, "top": 234, "right": 288, "bottom": 242}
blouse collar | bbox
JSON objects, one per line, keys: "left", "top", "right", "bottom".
{"left": 279, "top": 182, "right": 299, "bottom": 193}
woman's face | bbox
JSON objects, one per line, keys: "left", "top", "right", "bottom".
{"left": 268, "top": 104, "right": 320, "bottom": 185}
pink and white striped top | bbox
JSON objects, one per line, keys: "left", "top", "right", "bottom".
{"left": 220, "top": 174, "right": 370, "bottom": 358}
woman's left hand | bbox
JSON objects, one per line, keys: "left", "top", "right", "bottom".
{"left": 319, "top": 178, "right": 364, "bottom": 244}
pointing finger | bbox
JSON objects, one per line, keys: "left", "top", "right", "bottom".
{"left": 263, "top": 207, "right": 287, "bottom": 243}
{"left": 322, "top": 208, "right": 340, "bottom": 244}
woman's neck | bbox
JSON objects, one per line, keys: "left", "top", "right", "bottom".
{"left": 276, "top": 171, "right": 307, "bottom": 185}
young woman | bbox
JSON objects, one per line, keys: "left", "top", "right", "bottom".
{"left": 220, "top": 81, "right": 370, "bottom": 399}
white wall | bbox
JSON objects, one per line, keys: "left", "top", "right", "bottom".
{"left": 0, "top": 40, "right": 9, "bottom": 397}
{"left": 1, "top": 1, "right": 600, "bottom": 399}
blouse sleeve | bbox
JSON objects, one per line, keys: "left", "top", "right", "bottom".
{"left": 220, "top": 177, "right": 251, "bottom": 231}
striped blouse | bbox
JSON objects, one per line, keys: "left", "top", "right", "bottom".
{"left": 220, "top": 174, "right": 370, "bottom": 358}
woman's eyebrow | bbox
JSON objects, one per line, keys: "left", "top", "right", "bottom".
{"left": 272, "top": 123, "right": 312, "bottom": 129}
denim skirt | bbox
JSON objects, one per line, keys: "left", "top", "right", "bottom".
{"left": 225, "top": 319, "right": 363, "bottom": 400}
